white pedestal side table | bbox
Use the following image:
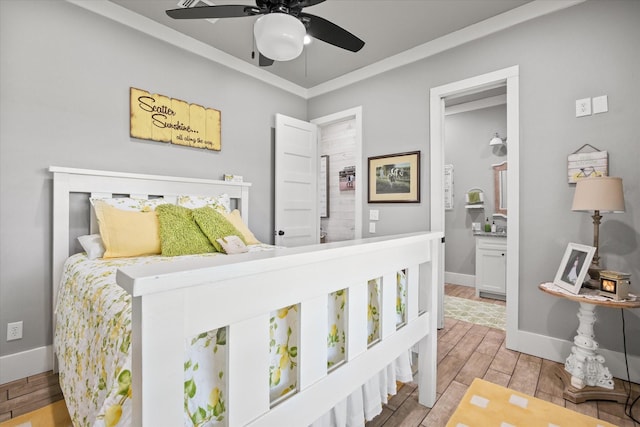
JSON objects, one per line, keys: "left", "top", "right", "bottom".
{"left": 538, "top": 282, "right": 640, "bottom": 403}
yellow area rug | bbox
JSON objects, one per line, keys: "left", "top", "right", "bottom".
{"left": 0, "top": 400, "right": 72, "bottom": 427}
{"left": 447, "top": 378, "right": 616, "bottom": 427}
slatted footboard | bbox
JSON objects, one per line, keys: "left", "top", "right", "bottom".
{"left": 117, "top": 231, "right": 442, "bottom": 426}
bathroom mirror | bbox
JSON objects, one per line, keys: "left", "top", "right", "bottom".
{"left": 493, "top": 161, "right": 507, "bottom": 217}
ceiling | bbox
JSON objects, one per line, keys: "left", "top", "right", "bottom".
{"left": 106, "top": 0, "right": 537, "bottom": 90}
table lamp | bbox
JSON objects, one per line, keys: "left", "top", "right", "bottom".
{"left": 571, "top": 176, "right": 625, "bottom": 287}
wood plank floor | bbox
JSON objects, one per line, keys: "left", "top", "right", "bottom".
{"left": 366, "top": 284, "right": 640, "bottom": 427}
{"left": 1, "top": 284, "right": 638, "bottom": 426}
{"left": 0, "top": 371, "right": 64, "bottom": 422}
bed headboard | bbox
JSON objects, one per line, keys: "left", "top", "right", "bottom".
{"left": 49, "top": 165, "right": 251, "bottom": 315}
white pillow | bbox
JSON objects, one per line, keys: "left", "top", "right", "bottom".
{"left": 77, "top": 234, "right": 105, "bottom": 259}
{"left": 177, "top": 194, "right": 231, "bottom": 213}
{"left": 89, "top": 197, "right": 168, "bottom": 212}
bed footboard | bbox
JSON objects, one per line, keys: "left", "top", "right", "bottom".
{"left": 117, "top": 231, "right": 442, "bottom": 426}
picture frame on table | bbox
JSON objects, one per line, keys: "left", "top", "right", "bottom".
{"left": 553, "top": 242, "right": 596, "bottom": 294}
{"left": 368, "top": 151, "right": 420, "bottom": 203}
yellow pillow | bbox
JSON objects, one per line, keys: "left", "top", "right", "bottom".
{"left": 93, "top": 201, "right": 161, "bottom": 258}
{"left": 223, "top": 210, "right": 260, "bottom": 245}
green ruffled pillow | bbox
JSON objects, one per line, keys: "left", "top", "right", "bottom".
{"left": 192, "top": 206, "right": 246, "bottom": 253}
{"left": 156, "top": 204, "right": 215, "bottom": 256}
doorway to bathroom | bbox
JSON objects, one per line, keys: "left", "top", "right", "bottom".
{"left": 442, "top": 88, "right": 508, "bottom": 329}
{"left": 430, "top": 66, "right": 520, "bottom": 349}
{"left": 444, "top": 87, "right": 507, "bottom": 293}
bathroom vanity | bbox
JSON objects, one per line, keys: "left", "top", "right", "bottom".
{"left": 474, "top": 232, "right": 507, "bottom": 299}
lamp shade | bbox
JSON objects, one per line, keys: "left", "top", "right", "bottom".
{"left": 572, "top": 177, "right": 625, "bottom": 213}
{"left": 254, "top": 13, "right": 305, "bottom": 62}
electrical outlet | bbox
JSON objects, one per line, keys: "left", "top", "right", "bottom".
{"left": 369, "top": 222, "right": 376, "bottom": 233}
{"left": 575, "top": 98, "right": 591, "bottom": 117}
{"left": 7, "top": 321, "right": 22, "bottom": 341}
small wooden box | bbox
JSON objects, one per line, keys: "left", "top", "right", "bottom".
{"left": 599, "top": 270, "right": 631, "bottom": 300}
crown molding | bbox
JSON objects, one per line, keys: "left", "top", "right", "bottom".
{"left": 307, "top": 0, "right": 585, "bottom": 98}
{"left": 66, "top": 0, "right": 584, "bottom": 101}
{"left": 445, "top": 94, "right": 506, "bottom": 116}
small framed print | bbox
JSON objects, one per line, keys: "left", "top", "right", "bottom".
{"left": 553, "top": 242, "right": 596, "bottom": 294}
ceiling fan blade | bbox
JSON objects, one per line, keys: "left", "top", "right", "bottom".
{"left": 301, "top": 13, "right": 364, "bottom": 52}
{"left": 259, "top": 53, "right": 274, "bottom": 67}
{"left": 166, "top": 5, "right": 259, "bottom": 20}
{"left": 297, "top": 0, "right": 326, "bottom": 7}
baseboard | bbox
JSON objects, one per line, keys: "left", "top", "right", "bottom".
{"left": 445, "top": 272, "right": 475, "bottom": 287}
{"left": 0, "top": 345, "right": 53, "bottom": 384}
{"left": 512, "top": 329, "right": 640, "bottom": 384}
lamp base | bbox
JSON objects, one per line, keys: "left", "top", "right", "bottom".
{"left": 584, "top": 263, "right": 603, "bottom": 290}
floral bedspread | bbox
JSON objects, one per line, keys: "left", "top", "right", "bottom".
{"left": 54, "top": 250, "right": 407, "bottom": 427}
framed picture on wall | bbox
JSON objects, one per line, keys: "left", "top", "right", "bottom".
{"left": 339, "top": 166, "right": 355, "bottom": 191}
{"left": 444, "top": 164, "right": 453, "bottom": 210}
{"left": 368, "top": 151, "right": 420, "bottom": 203}
{"left": 553, "top": 242, "right": 596, "bottom": 294}
{"left": 320, "top": 155, "right": 329, "bottom": 218}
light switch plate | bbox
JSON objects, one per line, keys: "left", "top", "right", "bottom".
{"left": 369, "top": 209, "right": 379, "bottom": 220}
{"left": 593, "top": 95, "right": 608, "bottom": 114}
{"left": 369, "top": 222, "right": 376, "bottom": 233}
{"left": 576, "top": 98, "right": 591, "bottom": 117}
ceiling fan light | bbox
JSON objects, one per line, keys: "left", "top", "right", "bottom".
{"left": 254, "top": 13, "right": 305, "bottom": 62}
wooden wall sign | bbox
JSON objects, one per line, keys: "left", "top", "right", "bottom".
{"left": 567, "top": 144, "right": 608, "bottom": 183}
{"left": 130, "top": 87, "right": 221, "bottom": 151}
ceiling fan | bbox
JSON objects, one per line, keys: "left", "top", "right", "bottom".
{"left": 166, "top": 0, "right": 365, "bottom": 66}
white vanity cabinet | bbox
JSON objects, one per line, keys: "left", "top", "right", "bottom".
{"left": 475, "top": 235, "right": 507, "bottom": 299}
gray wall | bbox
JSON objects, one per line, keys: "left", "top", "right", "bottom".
{"left": 309, "top": 0, "right": 640, "bottom": 355}
{"left": 0, "top": 0, "right": 305, "bottom": 357}
{"left": 1, "top": 0, "right": 639, "bottom": 366}
{"left": 444, "top": 105, "right": 507, "bottom": 276}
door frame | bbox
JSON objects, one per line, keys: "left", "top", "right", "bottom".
{"left": 311, "top": 106, "right": 363, "bottom": 239}
{"left": 429, "top": 66, "right": 520, "bottom": 349}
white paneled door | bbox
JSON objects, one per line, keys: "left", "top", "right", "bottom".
{"left": 274, "top": 114, "right": 319, "bottom": 247}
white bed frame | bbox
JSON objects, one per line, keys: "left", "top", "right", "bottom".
{"left": 50, "top": 166, "right": 443, "bottom": 427}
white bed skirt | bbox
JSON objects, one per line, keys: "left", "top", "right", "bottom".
{"left": 311, "top": 352, "right": 413, "bottom": 427}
